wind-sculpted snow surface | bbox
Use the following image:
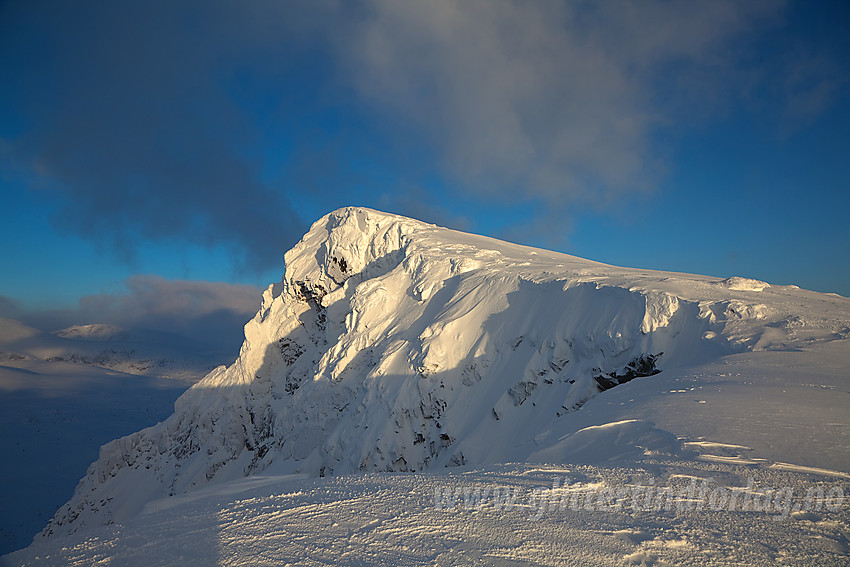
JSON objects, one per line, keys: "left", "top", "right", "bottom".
{"left": 8, "top": 461, "right": 850, "bottom": 566}
{"left": 41, "top": 207, "right": 850, "bottom": 539}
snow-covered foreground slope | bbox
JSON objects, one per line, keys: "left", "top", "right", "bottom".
{"left": 5, "top": 450, "right": 849, "bottom": 565}
{"left": 14, "top": 206, "right": 849, "bottom": 563}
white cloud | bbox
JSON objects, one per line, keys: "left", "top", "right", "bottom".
{"left": 17, "top": 276, "right": 262, "bottom": 351}
{"left": 336, "top": 0, "right": 785, "bottom": 206}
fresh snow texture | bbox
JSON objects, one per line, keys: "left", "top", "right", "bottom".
{"left": 13, "top": 207, "right": 849, "bottom": 564}
{"left": 6, "top": 459, "right": 850, "bottom": 566}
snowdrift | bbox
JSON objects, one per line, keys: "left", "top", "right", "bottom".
{"left": 41, "top": 207, "right": 850, "bottom": 539}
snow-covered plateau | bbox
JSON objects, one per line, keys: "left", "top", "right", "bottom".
{"left": 4, "top": 206, "right": 849, "bottom": 565}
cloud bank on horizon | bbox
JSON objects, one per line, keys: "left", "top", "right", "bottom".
{"left": 0, "top": 276, "right": 260, "bottom": 352}
{"left": 1, "top": 0, "right": 848, "bottom": 321}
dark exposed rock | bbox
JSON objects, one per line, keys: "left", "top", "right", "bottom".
{"left": 508, "top": 381, "right": 537, "bottom": 406}
{"left": 278, "top": 338, "right": 304, "bottom": 366}
{"left": 594, "top": 353, "right": 662, "bottom": 392}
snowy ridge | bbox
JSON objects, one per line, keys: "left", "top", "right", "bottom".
{"left": 41, "top": 207, "right": 850, "bottom": 539}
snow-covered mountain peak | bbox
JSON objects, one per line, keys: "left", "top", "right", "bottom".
{"left": 275, "top": 206, "right": 604, "bottom": 298}
{"left": 52, "top": 323, "right": 128, "bottom": 341}
{"left": 286, "top": 207, "right": 418, "bottom": 286}
{"left": 41, "top": 207, "right": 850, "bottom": 540}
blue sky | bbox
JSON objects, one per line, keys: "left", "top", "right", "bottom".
{"left": 1, "top": 0, "right": 848, "bottom": 338}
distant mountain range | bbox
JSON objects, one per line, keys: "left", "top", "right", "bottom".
{"left": 0, "top": 318, "right": 232, "bottom": 383}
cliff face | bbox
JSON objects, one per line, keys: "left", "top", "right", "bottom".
{"left": 42, "top": 207, "right": 850, "bottom": 538}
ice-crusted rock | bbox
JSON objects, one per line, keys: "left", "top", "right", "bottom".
{"left": 42, "top": 207, "right": 850, "bottom": 538}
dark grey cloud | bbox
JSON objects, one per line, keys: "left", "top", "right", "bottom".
{"left": 0, "top": 295, "right": 22, "bottom": 319}
{"left": 1, "top": 0, "right": 839, "bottom": 268}
{"left": 18, "top": 275, "right": 261, "bottom": 352}
{"left": 0, "top": 0, "right": 324, "bottom": 269}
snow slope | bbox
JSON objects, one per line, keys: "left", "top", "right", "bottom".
{"left": 6, "top": 456, "right": 849, "bottom": 565}
{"left": 23, "top": 207, "right": 850, "bottom": 561}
